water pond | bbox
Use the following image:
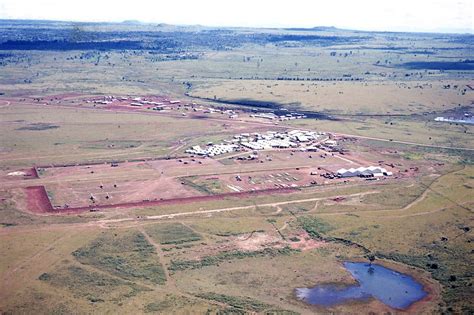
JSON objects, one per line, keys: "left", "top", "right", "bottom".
{"left": 296, "top": 262, "right": 427, "bottom": 310}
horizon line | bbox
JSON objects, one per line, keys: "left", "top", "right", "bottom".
{"left": 0, "top": 17, "right": 473, "bottom": 35}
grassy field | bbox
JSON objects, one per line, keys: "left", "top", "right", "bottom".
{"left": 0, "top": 103, "right": 232, "bottom": 168}
{"left": 72, "top": 229, "right": 167, "bottom": 285}
{"left": 0, "top": 20, "right": 473, "bottom": 314}
{"left": 144, "top": 223, "right": 202, "bottom": 245}
{"left": 190, "top": 79, "right": 472, "bottom": 115}
{"left": 289, "top": 116, "right": 474, "bottom": 149}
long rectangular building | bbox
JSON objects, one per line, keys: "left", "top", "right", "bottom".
{"left": 337, "top": 166, "right": 392, "bottom": 178}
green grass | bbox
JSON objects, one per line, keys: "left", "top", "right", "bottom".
{"left": 16, "top": 123, "right": 60, "bottom": 131}
{"left": 179, "top": 176, "right": 217, "bottom": 195}
{"left": 196, "top": 292, "right": 272, "bottom": 312}
{"left": 144, "top": 294, "right": 197, "bottom": 313}
{"left": 0, "top": 104, "right": 225, "bottom": 168}
{"left": 169, "top": 247, "right": 298, "bottom": 271}
{"left": 72, "top": 230, "right": 166, "bottom": 285}
{"left": 144, "top": 223, "right": 202, "bottom": 245}
{"left": 197, "top": 292, "right": 299, "bottom": 314}
{"left": 38, "top": 265, "right": 148, "bottom": 303}
{"left": 79, "top": 139, "right": 143, "bottom": 150}
{"left": 297, "top": 216, "right": 334, "bottom": 239}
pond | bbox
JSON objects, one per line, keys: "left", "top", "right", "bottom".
{"left": 295, "top": 262, "right": 427, "bottom": 310}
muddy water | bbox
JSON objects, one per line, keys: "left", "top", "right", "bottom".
{"left": 296, "top": 262, "right": 427, "bottom": 310}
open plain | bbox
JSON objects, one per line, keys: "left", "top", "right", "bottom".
{"left": 0, "top": 19, "right": 473, "bottom": 314}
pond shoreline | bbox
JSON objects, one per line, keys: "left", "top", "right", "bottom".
{"left": 295, "top": 258, "right": 442, "bottom": 313}
{"left": 370, "top": 258, "right": 442, "bottom": 313}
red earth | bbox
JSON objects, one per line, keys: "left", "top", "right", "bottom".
{"left": 26, "top": 186, "right": 298, "bottom": 214}
{"left": 25, "top": 186, "right": 53, "bottom": 213}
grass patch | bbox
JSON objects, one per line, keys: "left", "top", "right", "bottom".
{"left": 179, "top": 176, "right": 222, "bottom": 194}
{"left": 0, "top": 222, "right": 17, "bottom": 227}
{"left": 169, "top": 247, "right": 298, "bottom": 271}
{"left": 79, "top": 140, "right": 142, "bottom": 150}
{"left": 297, "top": 216, "right": 334, "bottom": 239}
{"left": 38, "top": 265, "right": 147, "bottom": 302}
{"left": 144, "top": 294, "right": 197, "bottom": 313}
{"left": 72, "top": 230, "right": 166, "bottom": 285}
{"left": 197, "top": 293, "right": 299, "bottom": 314}
{"left": 17, "top": 123, "right": 60, "bottom": 131}
{"left": 144, "top": 223, "right": 202, "bottom": 245}
{"left": 298, "top": 215, "right": 370, "bottom": 254}
{"left": 402, "top": 152, "right": 424, "bottom": 160}
{"left": 197, "top": 292, "right": 272, "bottom": 312}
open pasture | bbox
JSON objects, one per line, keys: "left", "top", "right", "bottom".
{"left": 0, "top": 99, "right": 246, "bottom": 169}
{"left": 190, "top": 79, "right": 473, "bottom": 115}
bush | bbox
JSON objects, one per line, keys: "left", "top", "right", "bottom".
{"left": 297, "top": 216, "right": 333, "bottom": 239}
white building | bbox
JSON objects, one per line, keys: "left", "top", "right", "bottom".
{"left": 324, "top": 140, "right": 338, "bottom": 147}
{"left": 337, "top": 166, "right": 392, "bottom": 178}
{"left": 185, "top": 144, "right": 238, "bottom": 157}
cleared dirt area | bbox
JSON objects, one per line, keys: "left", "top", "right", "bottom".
{"left": 1, "top": 168, "right": 38, "bottom": 182}
{"left": 26, "top": 187, "right": 298, "bottom": 214}
{"left": 24, "top": 186, "right": 53, "bottom": 213}
{"left": 234, "top": 232, "right": 283, "bottom": 251}
{"left": 48, "top": 177, "right": 203, "bottom": 209}
{"left": 10, "top": 142, "right": 415, "bottom": 214}
{"left": 39, "top": 158, "right": 222, "bottom": 181}
{"left": 288, "top": 231, "right": 326, "bottom": 251}
{"left": 196, "top": 168, "right": 317, "bottom": 192}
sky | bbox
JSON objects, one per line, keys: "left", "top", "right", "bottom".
{"left": 0, "top": 0, "right": 472, "bottom": 33}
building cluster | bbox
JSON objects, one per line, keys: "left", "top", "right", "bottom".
{"left": 185, "top": 144, "right": 238, "bottom": 157}
{"left": 336, "top": 166, "right": 393, "bottom": 178}
{"left": 89, "top": 96, "right": 318, "bottom": 123}
{"left": 238, "top": 130, "right": 323, "bottom": 150}
{"left": 250, "top": 112, "right": 307, "bottom": 121}
{"left": 191, "top": 106, "right": 239, "bottom": 118}
{"left": 434, "top": 114, "right": 474, "bottom": 125}
{"left": 130, "top": 97, "right": 180, "bottom": 107}
{"left": 88, "top": 95, "right": 246, "bottom": 119}
{"left": 88, "top": 96, "right": 180, "bottom": 107}
{"left": 186, "top": 130, "right": 328, "bottom": 157}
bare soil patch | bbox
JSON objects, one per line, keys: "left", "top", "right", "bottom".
{"left": 24, "top": 186, "right": 53, "bottom": 213}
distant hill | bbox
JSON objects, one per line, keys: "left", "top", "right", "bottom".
{"left": 284, "top": 26, "right": 339, "bottom": 32}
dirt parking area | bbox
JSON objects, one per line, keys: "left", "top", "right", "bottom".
{"left": 1, "top": 168, "right": 38, "bottom": 182}
{"left": 40, "top": 157, "right": 222, "bottom": 180}
{"left": 47, "top": 175, "right": 205, "bottom": 209}
{"left": 217, "top": 169, "right": 317, "bottom": 191}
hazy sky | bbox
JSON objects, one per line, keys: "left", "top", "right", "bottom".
{"left": 0, "top": 0, "right": 472, "bottom": 33}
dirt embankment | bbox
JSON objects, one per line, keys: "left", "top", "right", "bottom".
{"left": 25, "top": 186, "right": 53, "bottom": 213}
{"left": 25, "top": 186, "right": 298, "bottom": 214}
